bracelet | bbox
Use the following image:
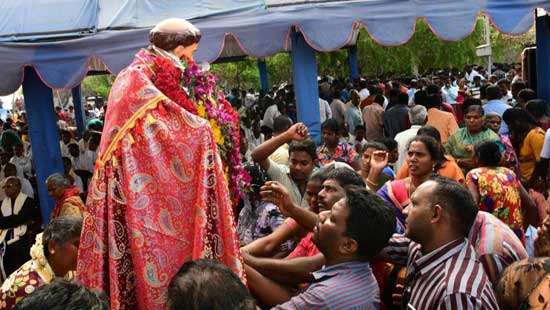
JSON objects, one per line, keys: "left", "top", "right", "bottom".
{"left": 366, "top": 178, "right": 378, "bottom": 187}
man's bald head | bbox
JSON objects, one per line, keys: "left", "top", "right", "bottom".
{"left": 149, "top": 18, "right": 201, "bottom": 52}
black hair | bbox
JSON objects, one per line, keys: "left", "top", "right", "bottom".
{"left": 309, "top": 169, "right": 329, "bottom": 184}
{"left": 413, "top": 90, "right": 428, "bottom": 106}
{"left": 362, "top": 141, "right": 387, "bottom": 153}
{"left": 376, "top": 137, "right": 397, "bottom": 152}
{"left": 343, "top": 186, "right": 396, "bottom": 260}
{"left": 474, "top": 140, "right": 502, "bottom": 167}
{"left": 526, "top": 99, "right": 550, "bottom": 118}
{"left": 149, "top": 30, "right": 202, "bottom": 51}
{"left": 397, "top": 92, "right": 409, "bottom": 105}
{"left": 273, "top": 116, "right": 293, "bottom": 134}
{"left": 425, "top": 84, "right": 440, "bottom": 95}
{"left": 462, "top": 98, "right": 482, "bottom": 112}
{"left": 288, "top": 139, "right": 317, "bottom": 160}
{"left": 167, "top": 259, "right": 255, "bottom": 310}
{"left": 497, "top": 78, "right": 510, "bottom": 87}
{"left": 14, "top": 279, "right": 108, "bottom": 310}
{"left": 325, "top": 167, "right": 365, "bottom": 188}
{"left": 464, "top": 104, "right": 484, "bottom": 116}
{"left": 244, "top": 163, "right": 269, "bottom": 194}
{"left": 43, "top": 217, "right": 83, "bottom": 260}
{"left": 373, "top": 94, "right": 385, "bottom": 105}
{"left": 517, "top": 88, "right": 536, "bottom": 103}
{"left": 354, "top": 125, "right": 365, "bottom": 132}
{"left": 502, "top": 108, "right": 537, "bottom": 128}
{"left": 407, "top": 135, "right": 447, "bottom": 171}
{"left": 425, "top": 94, "right": 442, "bottom": 109}
{"left": 428, "top": 176, "right": 478, "bottom": 236}
{"left": 388, "top": 88, "right": 400, "bottom": 99}
{"left": 321, "top": 118, "right": 341, "bottom": 134}
{"left": 486, "top": 85, "right": 502, "bottom": 100}
{"left": 417, "top": 125, "right": 441, "bottom": 143}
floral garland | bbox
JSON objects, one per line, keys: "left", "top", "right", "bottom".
{"left": 152, "top": 53, "right": 250, "bottom": 205}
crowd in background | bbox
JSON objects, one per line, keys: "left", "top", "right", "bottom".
{"left": 0, "top": 62, "right": 547, "bottom": 309}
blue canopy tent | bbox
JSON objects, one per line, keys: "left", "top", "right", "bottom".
{"left": 0, "top": 0, "right": 548, "bottom": 223}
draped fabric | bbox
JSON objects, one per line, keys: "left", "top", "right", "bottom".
{"left": 76, "top": 50, "right": 243, "bottom": 310}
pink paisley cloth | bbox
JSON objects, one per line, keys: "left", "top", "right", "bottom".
{"left": 76, "top": 49, "right": 244, "bottom": 310}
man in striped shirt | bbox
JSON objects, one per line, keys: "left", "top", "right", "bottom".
{"left": 382, "top": 176, "right": 499, "bottom": 309}
{"left": 469, "top": 211, "right": 528, "bottom": 285}
{"left": 274, "top": 186, "right": 396, "bottom": 309}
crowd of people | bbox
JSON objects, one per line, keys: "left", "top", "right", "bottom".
{"left": 0, "top": 62, "right": 547, "bottom": 309}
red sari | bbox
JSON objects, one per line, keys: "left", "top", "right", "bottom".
{"left": 76, "top": 49, "right": 243, "bottom": 310}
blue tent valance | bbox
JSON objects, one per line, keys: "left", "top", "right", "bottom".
{"left": 0, "top": 0, "right": 549, "bottom": 94}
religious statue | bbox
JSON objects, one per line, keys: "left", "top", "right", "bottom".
{"left": 76, "top": 19, "right": 246, "bottom": 309}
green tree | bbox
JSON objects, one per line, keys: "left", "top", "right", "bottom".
{"left": 81, "top": 75, "right": 114, "bottom": 99}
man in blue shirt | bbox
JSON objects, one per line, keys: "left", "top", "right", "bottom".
{"left": 273, "top": 186, "right": 396, "bottom": 309}
{"left": 483, "top": 85, "right": 512, "bottom": 135}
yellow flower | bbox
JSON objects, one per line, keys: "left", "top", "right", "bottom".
{"left": 197, "top": 103, "right": 207, "bottom": 118}
{"left": 209, "top": 119, "right": 224, "bottom": 145}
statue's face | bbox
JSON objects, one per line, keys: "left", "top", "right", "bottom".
{"left": 174, "top": 43, "right": 199, "bottom": 62}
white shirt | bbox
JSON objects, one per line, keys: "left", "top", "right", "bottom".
{"left": 246, "top": 131, "right": 265, "bottom": 151}
{"left": 72, "top": 150, "right": 97, "bottom": 173}
{"left": 262, "top": 105, "right": 281, "bottom": 130}
{"left": 9, "top": 156, "right": 32, "bottom": 178}
{"left": 394, "top": 125, "right": 422, "bottom": 170}
{"left": 541, "top": 130, "right": 550, "bottom": 159}
{"left": 359, "top": 88, "right": 370, "bottom": 101}
{"left": 319, "top": 98, "right": 332, "bottom": 123}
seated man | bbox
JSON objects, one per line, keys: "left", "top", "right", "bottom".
{"left": 243, "top": 168, "right": 365, "bottom": 306}
{"left": 0, "top": 177, "right": 38, "bottom": 278}
{"left": 381, "top": 176, "right": 498, "bottom": 309}
{"left": 272, "top": 186, "right": 396, "bottom": 309}
{"left": 167, "top": 259, "right": 256, "bottom": 310}
{"left": 2, "top": 163, "right": 33, "bottom": 199}
{"left": 45, "top": 174, "right": 84, "bottom": 219}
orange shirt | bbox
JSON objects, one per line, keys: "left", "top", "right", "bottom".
{"left": 396, "top": 155, "right": 465, "bottom": 183}
{"left": 426, "top": 108, "right": 459, "bottom": 145}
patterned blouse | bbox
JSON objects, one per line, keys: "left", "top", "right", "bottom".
{"left": 466, "top": 167, "right": 524, "bottom": 239}
{"left": 317, "top": 142, "right": 357, "bottom": 167}
{"left": 0, "top": 233, "right": 72, "bottom": 309}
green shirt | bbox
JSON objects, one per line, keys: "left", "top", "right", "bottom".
{"left": 445, "top": 127, "right": 499, "bottom": 159}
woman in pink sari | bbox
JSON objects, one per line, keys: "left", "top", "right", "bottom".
{"left": 377, "top": 135, "right": 445, "bottom": 228}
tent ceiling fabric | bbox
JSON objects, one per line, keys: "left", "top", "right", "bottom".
{"left": 0, "top": 0, "right": 549, "bottom": 94}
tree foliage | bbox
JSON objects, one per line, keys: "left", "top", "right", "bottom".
{"left": 78, "top": 19, "right": 534, "bottom": 96}
{"left": 212, "top": 18, "right": 533, "bottom": 90}
{"left": 81, "top": 75, "right": 114, "bottom": 99}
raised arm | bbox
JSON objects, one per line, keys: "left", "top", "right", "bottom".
{"left": 261, "top": 181, "right": 319, "bottom": 231}
{"left": 251, "top": 123, "right": 309, "bottom": 171}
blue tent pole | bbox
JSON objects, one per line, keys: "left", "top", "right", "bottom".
{"left": 22, "top": 67, "right": 64, "bottom": 226}
{"left": 536, "top": 13, "right": 550, "bottom": 103}
{"left": 347, "top": 46, "right": 359, "bottom": 81}
{"left": 72, "top": 85, "right": 86, "bottom": 138}
{"left": 291, "top": 29, "right": 321, "bottom": 143}
{"left": 258, "top": 59, "right": 269, "bottom": 92}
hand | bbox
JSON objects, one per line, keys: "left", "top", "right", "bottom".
{"left": 285, "top": 123, "right": 309, "bottom": 141}
{"left": 260, "top": 181, "right": 295, "bottom": 217}
{"left": 370, "top": 150, "right": 389, "bottom": 172}
{"left": 535, "top": 215, "right": 550, "bottom": 257}
{"left": 464, "top": 145, "right": 474, "bottom": 153}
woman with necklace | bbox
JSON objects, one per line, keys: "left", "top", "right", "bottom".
{"left": 445, "top": 104, "right": 499, "bottom": 173}
{"left": 377, "top": 135, "right": 446, "bottom": 228}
